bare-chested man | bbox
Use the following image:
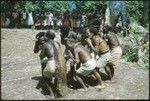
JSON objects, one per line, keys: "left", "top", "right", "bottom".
{"left": 33, "top": 32, "right": 47, "bottom": 53}
{"left": 87, "top": 27, "right": 113, "bottom": 83}
{"left": 66, "top": 38, "right": 103, "bottom": 91}
{"left": 103, "top": 25, "right": 122, "bottom": 67}
{"left": 81, "top": 28, "right": 97, "bottom": 59}
{"left": 39, "top": 31, "right": 63, "bottom": 97}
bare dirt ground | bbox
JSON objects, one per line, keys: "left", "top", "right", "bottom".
{"left": 1, "top": 28, "right": 149, "bottom": 100}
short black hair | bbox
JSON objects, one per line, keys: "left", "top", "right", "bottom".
{"left": 60, "top": 25, "right": 70, "bottom": 37}
{"left": 68, "top": 31, "right": 77, "bottom": 39}
{"left": 35, "top": 32, "right": 46, "bottom": 39}
{"left": 89, "top": 27, "right": 99, "bottom": 35}
{"left": 103, "top": 24, "right": 112, "bottom": 33}
{"left": 81, "top": 28, "right": 88, "bottom": 35}
{"left": 46, "top": 30, "right": 55, "bottom": 40}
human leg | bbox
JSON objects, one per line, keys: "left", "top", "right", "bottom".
{"left": 93, "top": 68, "right": 105, "bottom": 89}
{"left": 104, "top": 65, "right": 112, "bottom": 80}
{"left": 74, "top": 73, "right": 88, "bottom": 91}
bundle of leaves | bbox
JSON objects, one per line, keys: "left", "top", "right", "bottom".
{"left": 121, "top": 23, "right": 149, "bottom": 69}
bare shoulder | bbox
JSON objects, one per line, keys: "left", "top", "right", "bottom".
{"left": 74, "top": 45, "right": 83, "bottom": 52}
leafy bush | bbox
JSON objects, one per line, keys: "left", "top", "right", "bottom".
{"left": 122, "top": 25, "right": 149, "bottom": 68}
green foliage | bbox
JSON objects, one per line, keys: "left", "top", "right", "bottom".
{"left": 125, "top": 1, "right": 149, "bottom": 26}
{"left": 1, "top": 0, "right": 148, "bottom": 27}
{"left": 122, "top": 27, "right": 149, "bottom": 68}
{"left": 123, "top": 47, "right": 139, "bottom": 62}
{"left": 125, "top": 1, "right": 143, "bottom": 22}
{"left": 137, "top": 51, "right": 149, "bottom": 69}
{"left": 43, "top": 1, "right": 68, "bottom": 14}
{"left": 77, "top": 1, "right": 105, "bottom": 12}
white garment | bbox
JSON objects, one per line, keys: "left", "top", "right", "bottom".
{"left": 57, "top": 19, "right": 62, "bottom": 26}
{"left": 23, "top": 12, "right": 26, "bottom": 20}
{"left": 96, "top": 51, "right": 112, "bottom": 69}
{"left": 43, "top": 60, "right": 56, "bottom": 78}
{"left": 5, "top": 18, "right": 10, "bottom": 27}
{"left": 27, "top": 12, "right": 34, "bottom": 25}
{"left": 47, "top": 13, "right": 53, "bottom": 25}
{"left": 77, "top": 58, "right": 96, "bottom": 76}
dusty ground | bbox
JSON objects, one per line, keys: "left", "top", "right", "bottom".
{"left": 1, "top": 28, "right": 149, "bottom": 100}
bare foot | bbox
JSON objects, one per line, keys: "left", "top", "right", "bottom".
{"left": 94, "top": 84, "right": 105, "bottom": 89}
{"left": 105, "top": 79, "right": 115, "bottom": 83}
{"left": 77, "top": 88, "right": 88, "bottom": 92}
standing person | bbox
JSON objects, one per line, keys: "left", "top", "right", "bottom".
{"left": 5, "top": 11, "right": 11, "bottom": 28}
{"left": 103, "top": 24, "right": 122, "bottom": 68}
{"left": 1, "top": 12, "right": 5, "bottom": 28}
{"left": 60, "top": 25, "right": 70, "bottom": 45}
{"left": 11, "top": 9, "right": 19, "bottom": 28}
{"left": 47, "top": 11, "right": 54, "bottom": 29}
{"left": 22, "top": 9, "right": 27, "bottom": 28}
{"left": 27, "top": 9, "right": 34, "bottom": 28}
{"left": 62, "top": 9, "right": 71, "bottom": 28}
{"left": 39, "top": 31, "right": 65, "bottom": 97}
{"left": 56, "top": 16, "right": 63, "bottom": 30}
{"left": 80, "top": 12, "right": 87, "bottom": 29}
{"left": 71, "top": 9, "right": 82, "bottom": 33}
{"left": 66, "top": 38, "right": 104, "bottom": 91}
{"left": 40, "top": 31, "right": 56, "bottom": 78}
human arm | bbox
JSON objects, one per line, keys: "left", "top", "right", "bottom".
{"left": 86, "top": 38, "right": 97, "bottom": 53}
{"left": 74, "top": 48, "right": 80, "bottom": 64}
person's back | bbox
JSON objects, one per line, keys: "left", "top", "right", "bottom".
{"left": 102, "top": 25, "right": 122, "bottom": 79}
{"left": 91, "top": 31, "right": 113, "bottom": 81}
{"left": 105, "top": 32, "right": 120, "bottom": 49}
{"left": 40, "top": 40, "right": 55, "bottom": 60}
{"left": 74, "top": 44, "right": 92, "bottom": 63}
{"left": 67, "top": 39, "right": 106, "bottom": 91}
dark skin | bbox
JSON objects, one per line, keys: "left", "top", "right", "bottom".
{"left": 82, "top": 29, "right": 109, "bottom": 86}
{"left": 87, "top": 30, "right": 112, "bottom": 81}
{"left": 92, "top": 35, "right": 110, "bottom": 54}
{"left": 103, "top": 32, "right": 120, "bottom": 49}
{"left": 33, "top": 36, "right": 47, "bottom": 53}
{"left": 33, "top": 32, "right": 47, "bottom": 53}
{"left": 40, "top": 40, "right": 63, "bottom": 96}
{"left": 68, "top": 43, "right": 103, "bottom": 90}
{"left": 102, "top": 27, "right": 119, "bottom": 80}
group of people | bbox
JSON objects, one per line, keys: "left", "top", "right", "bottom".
{"left": 33, "top": 20, "right": 123, "bottom": 95}
{"left": 1, "top": 7, "right": 107, "bottom": 31}
{"left": 1, "top": 9, "right": 60, "bottom": 29}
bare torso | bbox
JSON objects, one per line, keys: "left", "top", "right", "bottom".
{"left": 105, "top": 32, "right": 120, "bottom": 49}
{"left": 92, "top": 35, "right": 110, "bottom": 54}
{"left": 73, "top": 44, "right": 92, "bottom": 63}
{"left": 40, "top": 40, "right": 55, "bottom": 60}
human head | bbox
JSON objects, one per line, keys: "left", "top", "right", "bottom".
{"left": 68, "top": 31, "right": 77, "bottom": 39}
{"left": 103, "top": 24, "right": 112, "bottom": 34}
{"left": 35, "top": 32, "right": 46, "bottom": 39}
{"left": 46, "top": 30, "right": 55, "bottom": 40}
{"left": 66, "top": 38, "right": 78, "bottom": 49}
{"left": 89, "top": 27, "right": 99, "bottom": 36}
{"left": 60, "top": 25, "right": 70, "bottom": 37}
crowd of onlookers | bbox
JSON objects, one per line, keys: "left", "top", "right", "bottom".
{"left": 1, "top": 8, "right": 106, "bottom": 30}
{"left": 1, "top": 7, "right": 131, "bottom": 38}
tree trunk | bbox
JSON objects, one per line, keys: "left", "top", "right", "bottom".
{"left": 141, "top": 1, "right": 149, "bottom": 27}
